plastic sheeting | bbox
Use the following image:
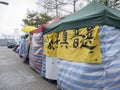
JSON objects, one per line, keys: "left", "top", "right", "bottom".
{"left": 29, "top": 32, "right": 45, "bottom": 76}
{"left": 19, "top": 39, "right": 27, "bottom": 57}
{"left": 57, "top": 25, "right": 120, "bottom": 90}
{"left": 45, "top": 56, "right": 57, "bottom": 80}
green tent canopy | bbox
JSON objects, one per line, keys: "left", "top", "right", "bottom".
{"left": 45, "top": 1, "right": 120, "bottom": 34}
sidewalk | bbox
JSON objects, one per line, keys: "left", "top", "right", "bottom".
{"left": 0, "top": 47, "right": 57, "bottom": 90}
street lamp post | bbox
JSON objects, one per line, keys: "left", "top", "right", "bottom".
{"left": 0, "top": 1, "right": 9, "bottom": 5}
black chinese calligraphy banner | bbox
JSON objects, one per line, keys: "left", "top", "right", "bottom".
{"left": 44, "top": 26, "right": 102, "bottom": 63}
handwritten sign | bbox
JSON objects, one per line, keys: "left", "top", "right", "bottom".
{"left": 44, "top": 26, "right": 102, "bottom": 63}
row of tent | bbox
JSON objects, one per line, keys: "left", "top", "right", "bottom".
{"left": 18, "top": 1, "right": 120, "bottom": 90}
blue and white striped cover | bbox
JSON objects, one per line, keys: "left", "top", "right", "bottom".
{"left": 57, "top": 25, "right": 120, "bottom": 90}
{"left": 29, "top": 33, "right": 46, "bottom": 76}
{"left": 41, "top": 55, "right": 46, "bottom": 77}
{"left": 19, "top": 39, "right": 27, "bottom": 57}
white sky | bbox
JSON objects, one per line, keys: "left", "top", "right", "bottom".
{"left": 0, "top": 0, "right": 37, "bottom": 35}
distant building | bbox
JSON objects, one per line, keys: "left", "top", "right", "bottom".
{"left": 0, "top": 34, "right": 14, "bottom": 46}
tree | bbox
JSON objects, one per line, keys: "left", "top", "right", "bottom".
{"left": 36, "top": 0, "right": 67, "bottom": 17}
{"left": 35, "top": 13, "right": 53, "bottom": 25}
{"left": 22, "top": 11, "right": 37, "bottom": 27}
{"left": 36, "top": 0, "right": 53, "bottom": 14}
{"left": 22, "top": 10, "right": 52, "bottom": 27}
{"left": 63, "top": 0, "right": 91, "bottom": 14}
{"left": 66, "top": 0, "right": 79, "bottom": 13}
{"left": 96, "top": 0, "right": 120, "bottom": 9}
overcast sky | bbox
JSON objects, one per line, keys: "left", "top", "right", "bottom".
{"left": 0, "top": 0, "right": 37, "bottom": 35}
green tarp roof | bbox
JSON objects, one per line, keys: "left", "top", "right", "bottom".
{"left": 45, "top": 1, "right": 120, "bottom": 34}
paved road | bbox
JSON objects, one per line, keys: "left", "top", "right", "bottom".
{"left": 0, "top": 46, "right": 57, "bottom": 90}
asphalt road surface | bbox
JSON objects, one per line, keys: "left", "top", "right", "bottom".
{"left": 0, "top": 46, "right": 57, "bottom": 90}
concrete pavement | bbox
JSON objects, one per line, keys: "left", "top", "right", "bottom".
{"left": 0, "top": 46, "right": 57, "bottom": 90}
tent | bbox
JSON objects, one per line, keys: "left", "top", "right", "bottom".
{"left": 43, "top": 1, "right": 120, "bottom": 90}
{"left": 45, "top": 1, "right": 120, "bottom": 34}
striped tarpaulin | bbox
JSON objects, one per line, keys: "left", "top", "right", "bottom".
{"left": 29, "top": 32, "right": 46, "bottom": 76}
{"left": 57, "top": 25, "right": 120, "bottom": 90}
